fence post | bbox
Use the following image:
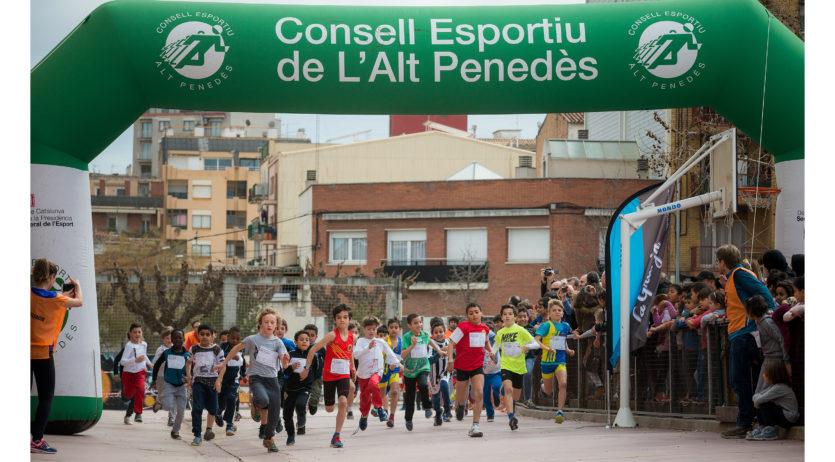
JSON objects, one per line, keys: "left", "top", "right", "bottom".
{"left": 222, "top": 273, "right": 239, "bottom": 329}
{"left": 707, "top": 325, "right": 713, "bottom": 415}
{"left": 576, "top": 337, "right": 582, "bottom": 408}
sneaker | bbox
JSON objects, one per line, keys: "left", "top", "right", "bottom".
{"left": 443, "top": 413, "right": 451, "bottom": 423}
{"left": 406, "top": 420, "right": 413, "bottom": 431}
{"left": 555, "top": 410, "right": 565, "bottom": 424}
{"left": 746, "top": 427, "right": 764, "bottom": 440}
{"left": 297, "top": 426, "right": 305, "bottom": 435}
{"left": 387, "top": 416, "right": 395, "bottom": 428}
{"left": 258, "top": 424, "right": 266, "bottom": 440}
{"left": 377, "top": 407, "right": 388, "bottom": 422}
{"left": 134, "top": 414, "right": 143, "bottom": 423}
{"left": 371, "top": 408, "right": 378, "bottom": 417}
{"left": 509, "top": 416, "right": 519, "bottom": 430}
{"left": 167, "top": 415, "right": 174, "bottom": 427}
{"left": 215, "top": 415, "right": 224, "bottom": 427}
{"left": 330, "top": 435, "right": 344, "bottom": 448}
{"left": 204, "top": 428, "right": 215, "bottom": 441}
{"left": 234, "top": 412, "right": 242, "bottom": 422}
{"left": 721, "top": 425, "right": 752, "bottom": 439}
{"left": 424, "top": 408, "right": 433, "bottom": 419}
{"left": 487, "top": 414, "right": 494, "bottom": 422}
{"left": 153, "top": 400, "right": 162, "bottom": 413}
{"left": 251, "top": 405, "right": 261, "bottom": 422}
{"left": 30, "top": 439, "right": 57, "bottom": 454}
{"left": 359, "top": 416, "right": 368, "bottom": 431}
{"left": 170, "top": 431, "right": 180, "bottom": 440}
{"left": 264, "top": 438, "right": 279, "bottom": 453}
{"left": 309, "top": 404, "right": 318, "bottom": 416}
{"left": 347, "top": 410, "right": 354, "bottom": 420}
{"left": 468, "top": 423, "right": 483, "bottom": 437}
{"left": 191, "top": 436, "right": 202, "bottom": 446}
{"left": 123, "top": 415, "right": 132, "bottom": 425}
{"left": 434, "top": 414, "right": 443, "bottom": 427}
{"left": 750, "top": 425, "right": 779, "bottom": 441}
{"left": 455, "top": 405, "right": 465, "bottom": 421}
{"left": 286, "top": 433, "right": 296, "bottom": 446}
{"left": 226, "top": 426, "right": 236, "bottom": 436}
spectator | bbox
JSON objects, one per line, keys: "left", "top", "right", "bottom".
{"left": 748, "top": 361, "right": 799, "bottom": 441}
{"left": 586, "top": 271, "right": 601, "bottom": 287}
{"left": 765, "top": 269, "right": 788, "bottom": 298}
{"left": 790, "top": 254, "right": 804, "bottom": 277}
{"left": 568, "top": 277, "right": 580, "bottom": 292}
{"left": 745, "top": 295, "right": 789, "bottom": 395}
{"left": 783, "top": 277, "right": 804, "bottom": 323}
{"left": 774, "top": 280, "right": 795, "bottom": 307}
{"left": 647, "top": 294, "right": 677, "bottom": 402}
{"left": 717, "top": 245, "right": 775, "bottom": 439}
{"left": 696, "top": 271, "right": 717, "bottom": 290}
{"left": 574, "top": 285, "right": 603, "bottom": 399}
{"left": 762, "top": 249, "right": 793, "bottom": 277}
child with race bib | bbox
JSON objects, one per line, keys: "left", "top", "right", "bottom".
{"left": 186, "top": 323, "right": 225, "bottom": 446}
{"left": 120, "top": 323, "right": 153, "bottom": 424}
{"left": 215, "top": 308, "right": 290, "bottom": 453}
{"left": 447, "top": 302, "right": 494, "bottom": 437}
{"left": 353, "top": 316, "right": 401, "bottom": 432}
{"left": 151, "top": 328, "right": 189, "bottom": 440}
{"left": 300, "top": 304, "right": 356, "bottom": 448}
{"left": 283, "top": 330, "right": 320, "bottom": 445}
{"left": 402, "top": 313, "right": 445, "bottom": 431}
{"left": 535, "top": 299, "right": 575, "bottom": 423}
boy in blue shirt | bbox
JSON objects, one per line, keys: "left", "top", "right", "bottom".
{"left": 151, "top": 329, "right": 189, "bottom": 440}
{"left": 535, "top": 299, "right": 575, "bottom": 423}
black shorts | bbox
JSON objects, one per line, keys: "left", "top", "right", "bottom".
{"left": 455, "top": 367, "right": 484, "bottom": 382}
{"left": 323, "top": 377, "right": 351, "bottom": 406}
{"left": 501, "top": 370, "right": 524, "bottom": 389}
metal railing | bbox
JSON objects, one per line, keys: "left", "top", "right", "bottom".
{"left": 379, "top": 258, "right": 488, "bottom": 283}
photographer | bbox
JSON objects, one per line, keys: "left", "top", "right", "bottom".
{"left": 539, "top": 267, "right": 559, "bottom": 297}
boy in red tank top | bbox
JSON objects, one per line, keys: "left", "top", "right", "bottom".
{"left": 447, "top": 302, "right": 494, "bottom": 437}
{"left": 301, "top": 304, "right": 355, "bottom": 448}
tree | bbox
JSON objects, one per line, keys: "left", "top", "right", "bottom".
{"left": 437, "top": 250, "right": 489, "bottom": 315}
{"left": 111, "top": 261, "right": 225, "bottom": 335}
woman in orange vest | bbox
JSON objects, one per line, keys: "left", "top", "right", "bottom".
{"left": 30, "top": 258, "right": 84, "bottom": 455}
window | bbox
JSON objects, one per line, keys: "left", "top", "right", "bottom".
{"left": 183, "top": 120, "right": 195, "bottom": 132}
{"left": 140, "top": 164, "right": 151, "bottom": 178}
{"left": 139, "top": 142, "right": 152, "bottom": 160}
{"left": 598, "top": 227, "right": 608, "bottom": 264}
{"left": 116, "top": 188, "right": 125, "bottom": 196}
{"left": 698, "top": 221, "right": 748, "bottom": 267}
{"left": 140, "top": 121, "right": 152, "bottom": 138}
{"left": 204, "top": 158, "right": 233, "bottom": 171}
{"left": 226, "top": 210, "right": 246, "bottom": 229}
{"left": 167, "top": 182, "right": 187, "bottom": 199}
{"left": 446, "top": 229, "right": 487, "bottom": 264}
{"left": 226, "top": 241, "right": 245, "bottom": 258}
{"left": 507, "top": 228, "right": 549, "bottom": 263}
{"left": 226, "top": 181, "right": 247, "bottom": 199}
{"left": 192, "top": 184, "right": 212, "bottom": 199}
{"left": 138, "top": 183, "right": 150, "bottom": 197}
{"left": 329, "top": 231, "right": 367, "bottom": 264}
{"left": 159, "top": 120, "right": 171, "bottom": 132}
{"left": 192, "top": 213, "right": 211, "bottom": 229}
{"left": 141, "top": 219, "right": 151, "bottom": 235}
{"left": 387, "top": 230, "right": 426, "bottom": 265}
{"left": 239, "top": 158, "right": 259, "bottom": 171}
{"left": 167, "top": 209, "right": 187, "bottom": 229}
{"left": 192, "top": 243, "right": 211, "bottom": 257}
{"left": 209, "top": 119, "right": 222, "bottom": 137}
{"left": 107, "top": 216, "right": 117, "bottom": 231}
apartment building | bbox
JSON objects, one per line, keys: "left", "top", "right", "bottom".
{"left": 89, "top": 173, "right": 164, "bottom": 236}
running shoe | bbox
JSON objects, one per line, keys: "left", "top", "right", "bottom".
{"left": 297, "top": 425, "right": 306, "bottom": 435}
{"left": 468, "top": 423, "right": 483, "bottom": 437}
{"left": 123, "top": 415, "right": 132, "bottom": 425}
{"left": 264, "top": 438, "right": 279, "bottom": 453}
{"left": 359, "top": 416, "right": 368, "bottom": 431}
{"left": 487, "top": 414, "right": 494, "bottom": 422}
{"left": 191, "top": 436, "right": 202, "bottom": 446}
{"left": 226, "top": 425, "right": 236, "bottom": 437}
{"left": 371, "top": 408, "right": 378, "bottom": 418}
{"left": 309, "top": 404, "right": 318, "bottom": 415}
{"left": 251, "top": 405, "right": 261, "bottom": 422}
{"left": 387, "top": 416, "right": 395, "bottom": 428}
{"left": 204, "top": 428, "right": 215, "bottom": 441}
{"left": 258, "top": 424, "right": 266, "bottom": 440}
{"left": 347, "top": 410, "right": 354, "bottom": 420}
{"left": 750, "top": 426, "right": 779, "bottom": 441}
{"left": 434, "top": 414, "right": 443, "bottom": 427}
{"left": 424, "top": 408, "right": 433, "bottom": 419}
{"left": 167, "top": 415, "right": 174, "bottom": 427}
{"left": 509, "top": 416, "right": 519, "bottom": 431}
{"left": 330, "top": 435, "right": 344, "bottom": 448}
{"left": 30, "top": 439, "right": 57, "bottom": 454}
{"left": 215, "top": 415, "right": 224, "bottom": 427}
{"left": 406, "top": 420, "right": 413, "bottom": 431}
{"left": 170, "top": 431, "right": 180, "bottom": 440}
{"left": 377, "top": 407, "right": 388, "bottom": 421}
{"left": 455, "top": 405, "right": 465, "bottom": 421}
{"left": 721, "top": 425, "right": 752, "bottom": 439}
{"left": 443, "top": 413, "right": 451, "bottom": 423}
{"left": 555, "top": 410, "right": 565, "bottom": 424}
{"left": 234, "top": 412, "right": 242, "bottom": 421}
{"left": 134, "top": 414, "right": 143, "bottom": 423}
{"left": 152, "top": 400, "right": 162, "bottom": 413}
{"left": 286, "top": 433, "right": 296, "bottom": 446}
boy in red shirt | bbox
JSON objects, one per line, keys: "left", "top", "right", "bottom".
{"left": 447, "top": 302, "right": 493, "bottom": 437}
{"left": 300, "top": 304, "right": 355, "bottom": 448}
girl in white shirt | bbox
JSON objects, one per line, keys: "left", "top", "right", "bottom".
{"left": 120, "top": 323, "right": 153, "bottom": 424}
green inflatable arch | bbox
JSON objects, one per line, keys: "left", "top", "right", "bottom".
{"left": 31, "top": 0, "right": 803, "bottom": 433}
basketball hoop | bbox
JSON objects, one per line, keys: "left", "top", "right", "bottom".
{"left": 738, "top": 186, "right": 780, "bottom": 209}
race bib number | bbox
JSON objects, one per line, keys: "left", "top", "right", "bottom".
{"left": 167, "top": 355, "right": 185, "bottom": 370}
{"left": 289, "top": 358, "right": 305, "bottom": 372}
{"left": 411, "top": 342, "right": 429, "bottom": 358}
{"left": 469, "top": 332, "right": 486, "bottom": 347}
{"left": 503, "top": 342, "right": 522, "bottom": 357}
{"left": 550, "top": 336, "right": 566, "bottom": 350}
{"left": 256, "top": 346, "right": 278, "bottom": 367}
{"left": 195, "top": 352, "right": 214, "bottom": 368}
{"left": 330, "top": 358, "right": 350, "bottom": 375}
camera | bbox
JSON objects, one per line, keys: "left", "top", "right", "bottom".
{"left": 544, "top": 267, "right": 557, "bottom": 277}
{"left": 62, "top": 282, "right": 75, "bottom": 292}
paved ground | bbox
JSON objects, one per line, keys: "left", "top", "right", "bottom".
{"left": 33, "top": 406, "right": 804, "bottom": 461}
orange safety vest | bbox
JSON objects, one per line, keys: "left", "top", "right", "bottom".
{"left": 31, "top": 289, "right": 70, "bottom": 359}
{"left": 724, "top": 266, "right": 757, "bottom": 336}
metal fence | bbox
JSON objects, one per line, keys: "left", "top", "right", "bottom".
{"left": 531, "top": 318, "right": 804, "bottom": 424}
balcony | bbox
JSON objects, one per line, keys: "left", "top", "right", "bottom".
{"left": 248, "top": 221, "right": 275, "bottom": 241}
{"left": 90, "top": 196, "right": 162, "bottom": 208}
{"left": 379, "top": 258, "right": 489, "bottom": 283}
{"left": 248, "top": 184, "right": 266, "bottom": 203}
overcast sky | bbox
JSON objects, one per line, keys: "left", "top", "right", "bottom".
{"left": 30, "top": 0, "right": 588, "bottom": 174}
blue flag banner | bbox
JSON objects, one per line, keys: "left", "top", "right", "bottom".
{"left": 605, "top": 182, "right": 674, "bottom": 370}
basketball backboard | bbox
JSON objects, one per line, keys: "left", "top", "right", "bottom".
{"left": 709, "top": 128, "right": 737, "bottom": 218}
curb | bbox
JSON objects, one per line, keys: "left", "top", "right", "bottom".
{"left": 516, "top": 406, "right": 804, "bottom": 441}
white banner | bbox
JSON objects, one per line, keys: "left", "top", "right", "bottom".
{"left": 774, "top": 159, "right": 804, "bottom": 257}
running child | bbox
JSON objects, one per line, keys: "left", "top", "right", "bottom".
{"left": 120, "top": 323, "right": 153, "bottom": 424}
{"left": 216, "top": 326, "right": 245, "bottom": 436}
{"left": 447, "top": 302, "right": 494, "bottom": 437}
{"left": 216, "top": 308, "right": 290, "bottom": 453}
{"left": 151, "top": 326, "right": 174, "bottom": 420}
{"left": 402, "top": 313, "right": 445, "bottom": 431}
{"left": 300, "top": 304, "right": 355, "bottom": 448}
{"left": 303, "top": 324, "right": 325, "bottom": 416}
{"left": 535, "top": 299, "right": 575, "bottom": 423}
{"left": 495, "top": 304, "right": 550, "bottom": 430}
{"left": 283, "top": 330, "right": 320, "bottom": 445}
{"left": 186, "top": 323, "right": 225, "bottom": 446}
{"left": 353, "top": 316, "right": 401, "bottom": 432}
{"left": 429, "top": 318, "right": 452, "bottom": 424}
{"left": 482, "top": 321, "right": 503, "bottom": 423}
{"left": 151, "top": 328, "right": 189, "bottom": 439}
{"left": 379, "top": 317, "right": 403, "bottom": 428}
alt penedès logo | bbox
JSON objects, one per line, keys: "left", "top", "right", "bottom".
{"left": 155, "top": 12, "right": 235, "bottom": 91}
{"left": 628, "top": 12, "right": 706, "bottom": 90}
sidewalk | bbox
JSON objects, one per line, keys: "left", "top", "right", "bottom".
{"left": 33, "top": 406, "right": 803, "bottom": 461}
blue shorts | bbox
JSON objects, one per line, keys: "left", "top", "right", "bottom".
{"left": 540, "top": 363, "right": 566, "bottom": 379}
